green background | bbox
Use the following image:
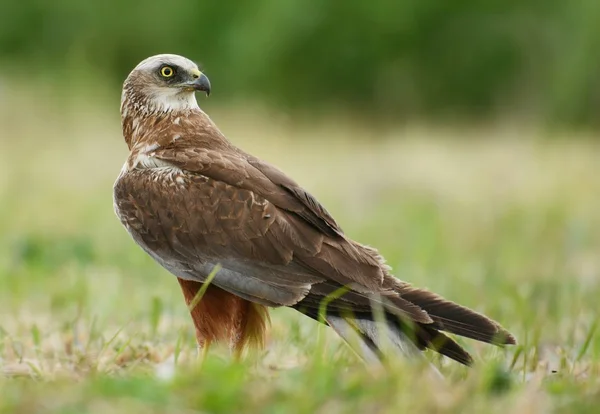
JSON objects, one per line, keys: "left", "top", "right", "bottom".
{"left": 3, "top": 0, "right": 600, "bottom": 125}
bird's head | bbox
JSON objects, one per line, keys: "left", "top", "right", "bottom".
{"left": 121, "top": 54, "right": 211, "bottom": 114}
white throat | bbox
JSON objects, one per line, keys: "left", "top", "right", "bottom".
{"left": 151, "top": 89, "right": 199, "bottom": 112}
{"left": 121, "top": 86, "right": 199, "bottom": 116}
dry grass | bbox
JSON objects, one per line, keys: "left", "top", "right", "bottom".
{"left": 0, "top": 88, "right": 599, "bottom": 413}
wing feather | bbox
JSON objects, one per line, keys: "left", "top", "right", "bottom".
{"left": 146, "top": 147, "right": 395, "bottom": 294}
{"left": 156, "top": 146, "right": 343, "bottom": 237}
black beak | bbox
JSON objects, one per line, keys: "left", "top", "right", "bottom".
{"left": 191, "top": 73, "right": 211, "bottom": 96}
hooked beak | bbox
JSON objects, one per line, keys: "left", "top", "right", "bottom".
{"left": 189, "top": 72, "right": 211, "bottom": 96}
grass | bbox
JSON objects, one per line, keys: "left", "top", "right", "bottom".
{"left": 0, "top": 88, "right": 599, "bottom": 413}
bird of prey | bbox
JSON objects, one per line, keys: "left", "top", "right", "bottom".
{"left": 114, "top": 54, "right": 516, "bottom": 367}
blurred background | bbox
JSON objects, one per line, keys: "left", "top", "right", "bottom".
{"left": 0, "top": 1, "right": 599, "bottom": 409}
{"left": 2, "top": 0, "right": 600, "bottom": 125}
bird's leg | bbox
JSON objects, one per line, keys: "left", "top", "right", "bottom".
{"left": 177, "top": 278, "right": 257, "bottom": 362}
{"left": 177, "top": 278, "right": 216, "bottom": 362}
{"left": 229, "top": 300, "right": 270, "bottom": 361}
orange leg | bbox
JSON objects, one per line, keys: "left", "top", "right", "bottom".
{"left": 177, "top": 278, "right": 269, "bottom": 357}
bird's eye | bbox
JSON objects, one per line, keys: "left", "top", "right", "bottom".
{"left": 160, "top": 66, "right": 175, "bottom": 78}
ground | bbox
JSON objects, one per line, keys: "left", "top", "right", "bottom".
{"left": 0, "top": 89, "right": 598, "bottom": 413}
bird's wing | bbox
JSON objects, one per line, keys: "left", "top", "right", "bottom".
{"left": 115, "top": 165, "right": 324, "bottom": 307}
{"left": 246, "top": 154, "right": 343, "bottom": 236}
{"left": 149, "top": 146, "right": 515, "bottom": 343}
{"left": 155, "top": 145, "right": 343, "bottom": 237}
{"left": 123, "top": 146, "right": 432, "bottom": 323}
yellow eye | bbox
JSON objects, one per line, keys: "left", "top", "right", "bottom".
{"left": 160, "top": 66, "right": 174, "bottom": 78}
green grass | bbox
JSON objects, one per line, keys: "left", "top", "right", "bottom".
{"left": 0, "top": 90, "right": 599, "bottom": 413}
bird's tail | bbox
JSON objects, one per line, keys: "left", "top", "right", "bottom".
{"left": 324, "top": 311, "right": 475, "bottom": 366}
{"left": 293, "top": 284, "right": 515, "bottom": 366}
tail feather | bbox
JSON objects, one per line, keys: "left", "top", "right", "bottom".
{"left": 398, "top": 287, "right": 516, "bottom": 345}
{"left": 417, "top": 325, "right": 473, "bottom": 366}
{"left": 296, "top": 306, "right": 474, "bottom": 366}
{"left": 325, "top": 316, "right": 384, "bottom": 364}
{"left": 325, "top": 315, "right": 431, "bottom": 363}
{"left": 293, "top": 281, "right": 516, "bottom": 366}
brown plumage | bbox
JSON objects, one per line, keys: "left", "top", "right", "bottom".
{"left": 113, "top": 54, "right": 516, "bottom": 367}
